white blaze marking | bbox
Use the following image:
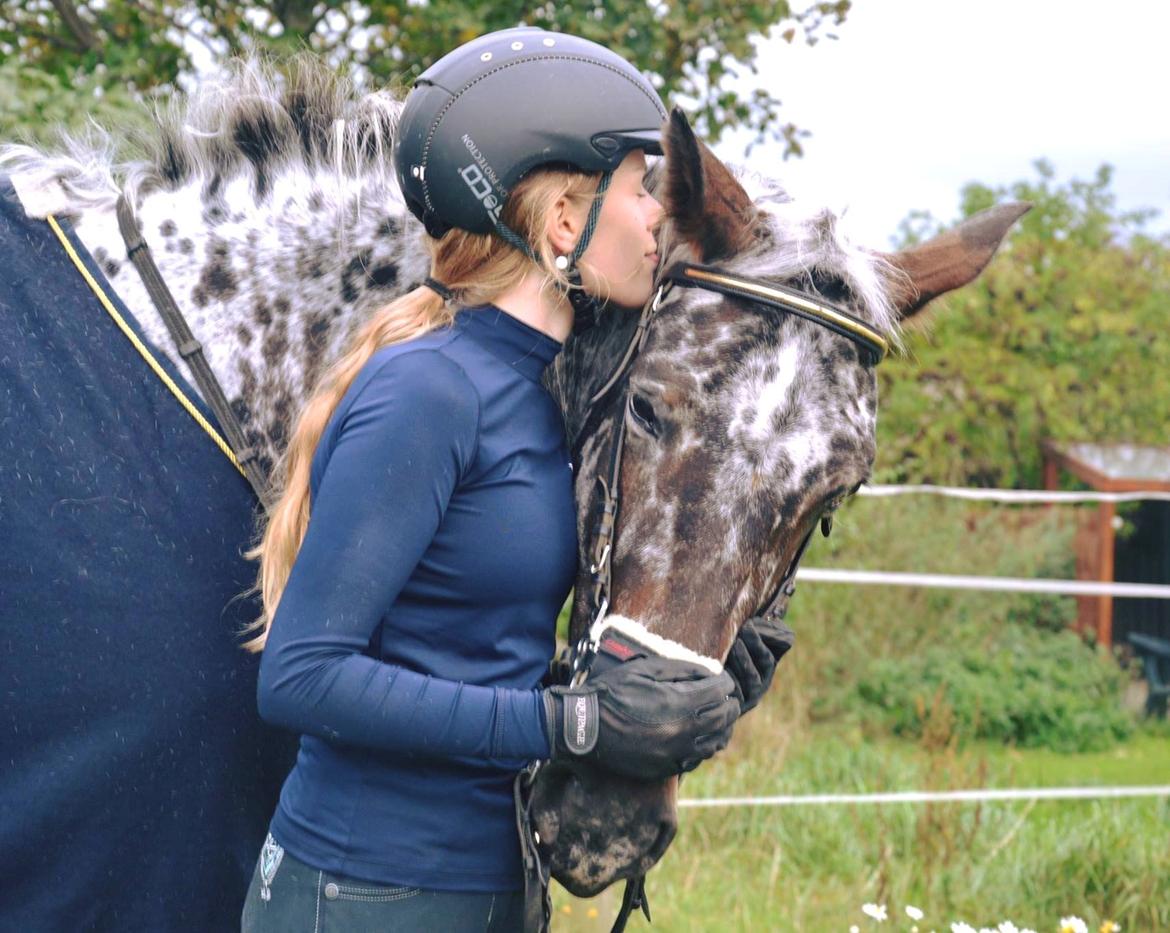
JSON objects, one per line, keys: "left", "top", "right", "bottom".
{"left": 747, "top": 343, "right": 800, "bottom": 441}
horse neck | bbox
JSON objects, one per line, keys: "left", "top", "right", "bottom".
{"left": 547, "top": 305, "right": 643, "bottom": 448}
{"left": 70, "top": 168, "right": 427, "bottom": 473}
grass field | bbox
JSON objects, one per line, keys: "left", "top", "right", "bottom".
{"left": 550, "top": 495, "right": 1170, "bottom": 931}
{"left": 550, "top": 720, "right": 1170, "bottom": 932}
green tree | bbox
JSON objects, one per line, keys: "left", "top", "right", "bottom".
{"left": 0, "top": 0, "right": 850, "bottom": 147}
{"left": 878, "top": 160, "right": 1170, "bottom": 489}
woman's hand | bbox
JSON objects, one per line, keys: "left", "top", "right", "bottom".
{"left": 724, "top": 616, "right": 795, "bottom": 713}
{"left": 542, "top": 657, "right": 740, "bottom": 781}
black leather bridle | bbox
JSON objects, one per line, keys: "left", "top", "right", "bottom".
{"left": 580, "top": 261, "right": 887, "bottom": 650}
{"left": 517, "top": 261, "right": 888, "bottom": 933}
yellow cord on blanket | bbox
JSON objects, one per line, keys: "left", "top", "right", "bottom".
{"left": 45, "top": 214, "right": 245, "bottom": 478}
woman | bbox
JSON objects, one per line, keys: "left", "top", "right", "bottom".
{"left": 240, "top": 27, "right": 781, "bottom": 932}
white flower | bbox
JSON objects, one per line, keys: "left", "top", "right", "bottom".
{"left": 850, "top": 926, "right": 860, "bottom": 933}
{"left": 950, "top": 924, "right": 977, "bottom": 933}
{"left": 906, "top": 905, "right": 925, "bottom": 921}
{"left": 862, "top": 903, "right": 888, "bottom": 922}
{"left": 996, "top": 923, "right": 1019, "bottom": 933}
{"left": 1059, "top": 918, "right": 1088, "bottom": 933}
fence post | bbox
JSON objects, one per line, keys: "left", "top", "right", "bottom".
{"left": 1097, "top": 501, "right": 1116, "bottom": 646}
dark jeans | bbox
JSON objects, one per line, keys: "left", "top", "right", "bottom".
{"left": 241, "top": 834, "right": 524, "bottom": 932}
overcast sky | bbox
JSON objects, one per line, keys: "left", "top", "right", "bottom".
{"left": 713, "top": 0, "right": 1170, "bottom": 248}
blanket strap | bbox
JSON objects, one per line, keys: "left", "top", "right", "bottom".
{"left": 45, "top": 213, "right": 249, "bottom": 485}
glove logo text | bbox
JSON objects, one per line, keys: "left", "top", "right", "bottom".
{"left": 574, "top": 696, "right": 588, "bottom": 748}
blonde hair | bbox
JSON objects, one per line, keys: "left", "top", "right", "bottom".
{"left": 241, "top": 166, "right": 601, "bottom": 651}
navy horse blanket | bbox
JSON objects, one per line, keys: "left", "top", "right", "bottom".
{"left": 0, "top": 178, "right": 294, "bottom": 930}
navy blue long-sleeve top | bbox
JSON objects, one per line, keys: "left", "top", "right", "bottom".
{"left": 258, "top": 305, "right": 577, "bottom": 892}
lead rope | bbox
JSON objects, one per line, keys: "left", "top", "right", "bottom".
{"left": 114, "top": 195, "right": 273, "bottom": 511}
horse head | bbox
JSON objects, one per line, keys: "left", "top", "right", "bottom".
{"left": 533, "top": 109, "right": 1028, "bottom": 896}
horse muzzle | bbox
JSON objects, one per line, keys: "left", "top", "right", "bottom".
{"left": 528, "top": 761, "right": 679, "bottom": 897}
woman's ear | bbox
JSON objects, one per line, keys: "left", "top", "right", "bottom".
{"left": 546, "top": 193, "right": 585, "bottom": 257}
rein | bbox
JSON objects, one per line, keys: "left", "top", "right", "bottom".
{"left": 518, "top": 261, "right": 888, "bottom": 933}
{"left": 114, "top": 196, "right": 274, "bottom": 510}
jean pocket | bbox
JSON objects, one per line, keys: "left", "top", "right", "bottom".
{"left": 322, "top": 876, "right": 422, "bottom": 904}
{"left": 258, "top": 833, "right": 285, "bottom": 902}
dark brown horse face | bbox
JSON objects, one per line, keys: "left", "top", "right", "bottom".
{"left": 532, "top": 109, "right": 1028, "bottom": 896}
{"left": 601, "top": 297, "right": 879, "bottom": 657}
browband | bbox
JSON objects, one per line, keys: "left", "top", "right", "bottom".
{"left": 664, "top": 263, "right": 889, "bottom": 364}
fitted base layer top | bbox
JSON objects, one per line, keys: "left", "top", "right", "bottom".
{"left": 259, "top": 305, "right": 577, "bottom": 892}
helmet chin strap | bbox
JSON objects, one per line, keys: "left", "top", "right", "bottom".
{"left": 491, "top": 171, "right": 614, "bottom": 330}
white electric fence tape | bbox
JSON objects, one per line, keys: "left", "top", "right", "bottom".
{"left": 794, "top": 568, "right": 1170, "bottom": 600}
{"left": 805, "top": 485, "right": 1170, "bottom": 597}
{"left": 679, "top": 785, "right": 1170, "bottom": 808}
{"left": 860, "top": 484, "right": 1170, "bottom": 504}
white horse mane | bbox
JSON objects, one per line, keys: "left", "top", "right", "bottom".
{"left": 653, "top": 165, "right": 903, "bottom": 342}
{"left": 1, "top": 56, "right": 404, "bottom": 217}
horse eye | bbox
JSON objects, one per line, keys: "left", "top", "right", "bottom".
{"left": 628, "top": 394, "right": 659, "bottom": 437}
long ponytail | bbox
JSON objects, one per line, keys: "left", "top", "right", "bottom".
{"left": 242, "top": 164, "right": 603, "bottom": 651}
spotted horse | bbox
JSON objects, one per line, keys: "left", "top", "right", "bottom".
{"left": 0, "top": 58, "right": 1025, "bottom": 931}
{"left": 532, "top": 110, "right": 1027, "bottom": 925}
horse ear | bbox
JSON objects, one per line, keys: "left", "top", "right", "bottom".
{"left": 881, "top": 203, "right": 1031, "bottom": 319}
{"left": 662, "top": 108, "right": 756, "bottom": 262}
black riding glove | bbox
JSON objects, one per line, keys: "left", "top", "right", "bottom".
{"left": 542, "top": 655, "right": 740, "bottom": 782}
{"left": 724, "top": 615, "right": 795, "bottom": 713}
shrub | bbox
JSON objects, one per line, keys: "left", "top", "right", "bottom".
{"left": 856, "top": 624, "right": 1134, "bottom": 752}
{"left": 877, "top": 161, "right": 1170, "bottom": 489}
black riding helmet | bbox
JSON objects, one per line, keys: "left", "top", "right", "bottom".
{"left": 394, "top": 27, "right": 667, "bottom": 269}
